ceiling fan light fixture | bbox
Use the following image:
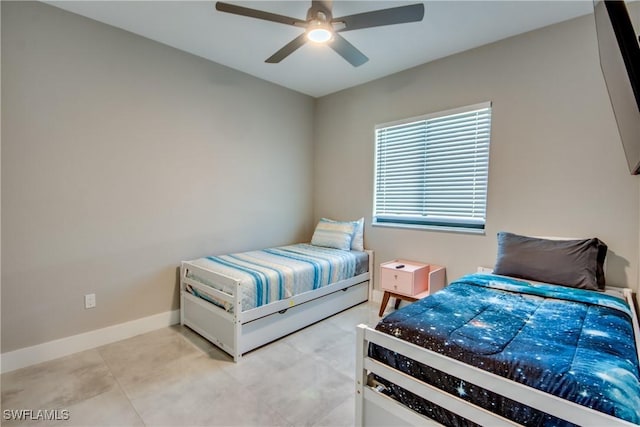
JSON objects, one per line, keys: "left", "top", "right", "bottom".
{"left": 306, "top": 21, "right": 333, "bottom": 43}
{"left": 215, "top": 1, "right": 426, "bottom": 66}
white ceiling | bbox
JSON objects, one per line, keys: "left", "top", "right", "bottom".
{"left": 47, "top": 1, "right": 594, "bottom": 97}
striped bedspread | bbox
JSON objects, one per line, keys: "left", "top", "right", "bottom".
{"left": 186, "top": 244, "right": 359, "bottom": 312}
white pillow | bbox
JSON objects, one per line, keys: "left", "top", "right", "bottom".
{"left": 311, "top": 218, "right": 356, "bottom": 251}
{"left": 351, "top": 217, "right": 365, "bottom": 251}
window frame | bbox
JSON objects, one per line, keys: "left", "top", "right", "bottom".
{"left": 372, "top": 101, "right": 492, "bottom": 234}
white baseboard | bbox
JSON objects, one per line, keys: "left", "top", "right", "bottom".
{"left": 1, "top": 309, "right": 180, "bottom": 374}
{"left": 371, "top": 289, "right": 384, "bottom": 303}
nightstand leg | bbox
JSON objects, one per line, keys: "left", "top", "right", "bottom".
{"left": 379, "top": 291, "right": 391, "bottom": 317}
{"left": 394, "top": 298, "right": 401, "bottom": 309}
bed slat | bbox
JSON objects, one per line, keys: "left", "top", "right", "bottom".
{"left": 359, "top": 324, "right": 638, "bottom": 427}
{"left": 366, "top": 358, "right": 519, "bottom": 427}
{"left": 183, "top": 278, "right": 235, "bottom": 304}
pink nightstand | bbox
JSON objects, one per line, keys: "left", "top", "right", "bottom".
{"left": 379, "top": 260, "right": 445, "bottom": 316}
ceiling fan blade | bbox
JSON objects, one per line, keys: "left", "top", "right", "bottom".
{"left": 265, "top": 33, "right": 308, "bottom": 63}
{"left": 216, "top": 2, "right": 306, "bottom": 27}
{"left": 333, "top": 3, "right": 425, "bottom": 32}
{"left": 329, "top": 33, "right": 368, "bottom": 67}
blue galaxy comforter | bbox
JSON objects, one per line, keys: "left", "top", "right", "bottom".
{"left": 187, "top": 244, "right": 359, "bottom": 312}
{"left": 371, "top": 274, "right": 640, "bottom": 426}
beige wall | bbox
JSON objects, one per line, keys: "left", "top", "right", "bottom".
{"left": 1, "top": 2, "right": 315, "bottom": 352}
{"left": 4, "top": 2, "right": 640, "bottom": 355}
{"left": 314, "top": 15, "right": 640, "bottom": 291}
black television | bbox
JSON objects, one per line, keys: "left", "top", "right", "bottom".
{"left": 594, "top": 0, "right": 640, "bottom": 174}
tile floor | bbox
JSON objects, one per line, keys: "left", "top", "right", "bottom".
{"left": 1, "top": 301, "right": 383, "bottom": 427}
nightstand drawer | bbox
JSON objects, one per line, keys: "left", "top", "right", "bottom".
{"left": 380, "top": 268, "right": 414, "bottom": 294}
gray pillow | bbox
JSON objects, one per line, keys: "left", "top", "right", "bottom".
{"left": 493, "top": 232, "right": 607, "bottom": 291}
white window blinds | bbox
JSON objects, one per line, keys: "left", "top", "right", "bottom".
{"left": 374, "top": 102, "right": 492, "bottom": 230}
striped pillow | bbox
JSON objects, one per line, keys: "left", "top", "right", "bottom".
{"left": 311, "top": 218, "right": 356, "bottom": 251}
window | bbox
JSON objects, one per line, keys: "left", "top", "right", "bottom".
{"left": 373, "top": 102, "right": 492, "bottom": 232}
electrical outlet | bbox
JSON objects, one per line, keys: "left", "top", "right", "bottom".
{"left": 85, "top": 293, "right": 96, "bottom": 309}
{"left": 477, "top": 266, "right": 494, "bottom": 273}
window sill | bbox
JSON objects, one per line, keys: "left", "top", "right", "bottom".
{"left": 372, "top": 221, "right": 486, "bottom": 235}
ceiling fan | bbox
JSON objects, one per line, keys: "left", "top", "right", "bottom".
{"left": 215, "top": 1, "right": 425, "bottom": 67}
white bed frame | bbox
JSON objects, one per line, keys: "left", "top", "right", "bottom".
{"left": 355, "top": 286, "right": 640, "bottom": 427}
{"left": 180, "top": 250, "right": 373, "bottom": 361}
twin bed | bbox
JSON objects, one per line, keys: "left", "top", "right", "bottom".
{"left": 180, "top": 218, "right": 372, "bottom": 361}
{"left": 356, "top": 233, "right": 640, "bottom": 426}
